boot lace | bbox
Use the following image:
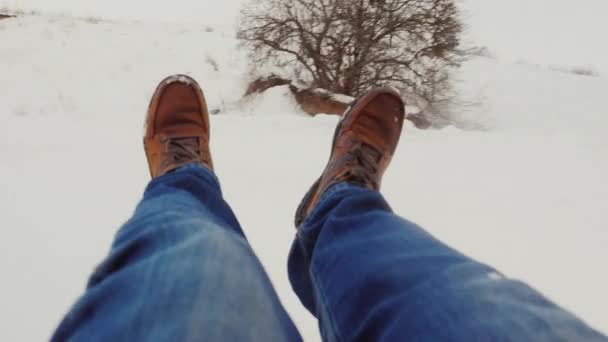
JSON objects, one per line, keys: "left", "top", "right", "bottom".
{"left": 341, "top": 142, "right": 382, "bottom": 189}
{"left": 160, "top": 136, "right": 201, "bottom": 170}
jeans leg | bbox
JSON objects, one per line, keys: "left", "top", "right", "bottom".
{"left": 288, "top": 183, "right": 606, "bottom": 342}
{"left": 53, "top": 164, "right": 301, "bottom": 342}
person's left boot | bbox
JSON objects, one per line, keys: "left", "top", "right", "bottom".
{"left": 294, "top": 88, "right": 406, "bottom": 228}
{"left": 144, "top": 74, "right": 214, "bottom": 178}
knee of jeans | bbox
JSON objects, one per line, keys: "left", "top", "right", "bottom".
{"left": 179, "top": 223, "right": 266, "bottom": 275}
{"left": 91, "top": 220, "right": 256, "bottom": 288}
{"left": 113, "top": 212, "right": 250, "bottom": 267}
{"left": 192, "top": 224, "right": 251, "bottom": 258}
{"left": 177, "top": 227, "right": 275, "bottom": 300}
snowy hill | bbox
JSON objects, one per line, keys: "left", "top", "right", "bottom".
{"left": 1, "top": 1, "right": 607, "bottom": 341}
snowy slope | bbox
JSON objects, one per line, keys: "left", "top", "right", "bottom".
{"left": 1, "top": 1, "right": 607, "bottom": 341}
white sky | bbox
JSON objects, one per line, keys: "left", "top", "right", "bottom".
{"left": 463, "top": 0, "right": 608, "bottom": 74}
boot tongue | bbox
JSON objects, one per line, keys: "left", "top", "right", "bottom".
{"left": 161, "top": 137, "right": 201, "bottom": 171}
{"left": 342, "top": 142, "right": 382, "bottom": 189}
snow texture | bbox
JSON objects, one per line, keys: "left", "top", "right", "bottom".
{"left": 0, "top": 0, "right": 607, "bottom": 341}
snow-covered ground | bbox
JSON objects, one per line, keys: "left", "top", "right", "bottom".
{"left": 1, "top": 1, "right": 607, "bottom": 341}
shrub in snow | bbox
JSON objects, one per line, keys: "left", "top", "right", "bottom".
{"left": 238, "top": 0, "right": 464, "bottom": 117}
{"left": 0, "top": 13, "right": 16, "bottom": 20}
{"left": 549, "top": 65, "right": 599, "bottom": 77}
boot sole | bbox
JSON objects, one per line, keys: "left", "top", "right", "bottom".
{"left": 294, "top": 87, "right": 403, "bottom": 228}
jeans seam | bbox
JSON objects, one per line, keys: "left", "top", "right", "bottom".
{"left": 310, "top": 264, "right": 344, "bottom": 342}
{"left": 297, "top": 183, "right": 358, "bottom": 342}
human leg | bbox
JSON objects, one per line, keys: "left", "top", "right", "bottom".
{"left": 54, "top": 165, "right": 300, "bottom": 341}
{"left": 289, "top": 88, "right": 606, "bottom": 341}
{"left": 52, "top": 75, "right": 301, "bottom": 341}
{"left": 290, "top": 182, "right": 606, "bottom": 341}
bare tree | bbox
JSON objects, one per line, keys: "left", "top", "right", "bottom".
{"left": 238, "top": 0, "right": 464, "bottom": 110}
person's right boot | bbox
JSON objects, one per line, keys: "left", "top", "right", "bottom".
{"left": 294, "top": 88, "right": 406, "bottom": 228}
{"left": 144, "top": 74, "right": 214, "bottom": 179}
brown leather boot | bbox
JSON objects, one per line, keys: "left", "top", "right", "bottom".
{"left": 144, "top": 75, "right": 214, "bottom": 178}
{"left": 294, "top": 88, "right": 406, "bottom": 227}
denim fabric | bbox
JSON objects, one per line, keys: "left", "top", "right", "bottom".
{"left": 288, "top": 183, "right": 606, "bottom": 342}
{"left": 53, "top": 165, "right": 606, "bottom": 341}
{"left": 52, "top": 165, "right": 301, "bottom": 342}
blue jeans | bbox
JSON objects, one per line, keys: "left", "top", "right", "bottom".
{"left": 53, "top": 165, "right": 606, "bottom": 341}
